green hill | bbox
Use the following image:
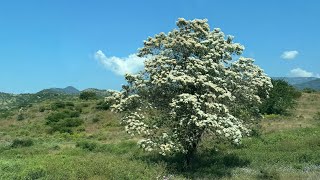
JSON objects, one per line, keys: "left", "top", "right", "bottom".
{"left": 37, "top": 86, "right": 80, "bottom": 95}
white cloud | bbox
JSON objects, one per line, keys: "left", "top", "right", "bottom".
{"left": 289, "top": 68, "right": 320, "bottom": 78}
{"left": 94, "top": 50, "right": 145, "bottom": 75}
{"left": 281, "top": 50, "right": 299, "bottom": 60}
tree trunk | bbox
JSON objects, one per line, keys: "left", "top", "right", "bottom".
{"left": 185, "top": 142, "right": 198, "bottom": 168}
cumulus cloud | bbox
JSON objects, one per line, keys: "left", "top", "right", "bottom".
{"left": 289, "top": 68, "right": 320, "bottom": 78}
{"left": 281, "top": 50, "right": 299, "bottom": 60}
{"left": 94, "top": 50, "right": 146, "bottom": 75}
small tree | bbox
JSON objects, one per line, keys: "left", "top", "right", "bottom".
{"left": 112, "top": 18, "right": 272, "bottom": 165}
{"left": 259, "top": 79, "right": 301, "bottom": 115}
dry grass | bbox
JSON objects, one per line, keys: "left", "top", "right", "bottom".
{"left": 261, "top": 92, "right": 320, "bottom": 133}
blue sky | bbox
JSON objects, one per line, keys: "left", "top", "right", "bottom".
{"left": 0, "top": 0, "right": 319, "bottom": 93}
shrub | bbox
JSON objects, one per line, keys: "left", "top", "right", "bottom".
{"left": 0, "top": 109, "right": 13, "bottom": 119}
{"left": 22, "top": 167, "right": 46, "bottom": 179}
{"left": 96, "top": 100, "right": 111, "bottom": 110}
{"left": 39, "top": 106, "right": 46, "bottom": 112}
{"left": 303, "top": 88, "right": 317, "bottom": 93}
{"left": 46, "top": 110, "right": 83, "bottom": 133}
{"left": 51, "top": 101, "right": 66, "bottom": 110}
{"left": 257, "top": 169, "right": 280, "bottom": 180}
{"left": 65, "top": 101, "right": 75, "bottom": 107}
{"left": 314, "top": 112, "right": 320, "bottom": 122}
{"left": 79, "top": 91, "right": 97, "bottom": 100}
{"left": 92, "top": 116, "right": 100, "bottom": 123}
{"left": 259, "top": 79, "right": 301, "bottom": 115}
{"left": 10, "top": 138, "right": 34, "bottom": 148}
{"left": 76, "top": 140, "right": 98, "bottom": 151}
{"left": 16, "top": 113, "right": 25, "bottom": 121}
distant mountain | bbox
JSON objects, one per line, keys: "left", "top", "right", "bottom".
{"left": 294, "top": 79, "right": 320, "bottom": 90}
{"left": 272, "top": 77, "right": 319, "bottom": 85}
{"left": 37, "top": 86, "right": 80, "bottom": 95}
{"left": 272, "top": 77, "right": 320, "bottom": 90}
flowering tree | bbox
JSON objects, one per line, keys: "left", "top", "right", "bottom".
{"left": 111, "top": 18, "right": 272, "bottom": 165}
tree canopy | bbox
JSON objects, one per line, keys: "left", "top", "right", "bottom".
{"left": 110, "top": 18, "right": 273, "bottom": 164}
{"left": 259, "top": 79, "right": 301, "bottom": 115}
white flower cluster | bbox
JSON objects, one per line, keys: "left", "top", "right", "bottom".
{"left": 112, "top": 18, "right": 272, "bottom": 155}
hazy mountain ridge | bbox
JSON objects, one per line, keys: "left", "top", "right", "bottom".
{"left": 294, "top": 79, "right": 320, "bottom": 90}
{"left": 272, "top": 77, "right": 320, "bottom": 90}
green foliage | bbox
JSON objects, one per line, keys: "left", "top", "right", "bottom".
{"left": 1, "top": 84, "right": 320, "bottom": 179}
{"left": 46, "top": 110, "right": 83, "bottom": 133}
{"left": 76, "top": 140, "right": 98, "bottom": 151}
{"left": 50, "top": 101, "right": 76, "bottom": 111}
{"left": 10, "top": 138, "right": 34, "bottom": 148}
{"left": 314, "top": 112, "right": 320, "bottom": 123}
{"left": 21, "top": 167, "right": 47, "bottom": 180}
{"left": 260, "top": 79, "right": 302, "bottom": 115}
{"left": 96, "top": 100, "right": 111, "bottom": 110}
{"left": 79, "top": 91, "right": 97, "bottom": 100}
{"left": 92, "top": 116, "right": 100, "bottom": 123}
{"left": 16, "top": 113, "right": 25, "bottom": 121}
{"left": 303, "top": 88, "right": 317, "bottom": 93}
{"left": 38, "top": 106, "right": 46, "bottom": 112}
{"left": 50, "top": 101, "right": 66, "bottom": 110}
{"left": 0, "top": 109, "right": 13, "bottom": 119}
{"left": 257, "top": 169, "right": 280, "bottom": 180}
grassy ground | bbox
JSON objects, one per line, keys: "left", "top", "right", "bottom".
{"left": 0, "top": 93, "right": 320, "bottom": 179}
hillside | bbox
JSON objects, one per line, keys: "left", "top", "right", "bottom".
{"left": 37, "top": 86, "right": 80, "bottom": 95}
{"left": 0, "top": 92, "right": 320, "bottom": 179}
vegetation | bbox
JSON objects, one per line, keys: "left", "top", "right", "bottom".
{"left": 79, "top": 91, "right": 97, "bottom": 100}
{"left": 0, "top": 92, "right": 319, "bottom": 179}
{"left": 1, "top": 17, "right": 320, "bottom": 180}
{"left": 303, "top": 87, "right": 317, "bottom": 93}
{"left": 10, "top": 138, "right": 34, "bottom": 148}
{"left": 260, "top": 79, "right": 301, "bottom": 115}
{"left": 45, "top": 109, "right": 83, "bottom": 134}
{"left": 111, "top": 18, "right": 272, "bottom": 165}
{"left": 95, "top": 100, "right": 111, "bottom": 110}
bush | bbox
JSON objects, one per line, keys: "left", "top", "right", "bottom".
{"left": 96, "top": 100, "right": 111, "bottom": 110}
{"left": 65, "top": 101, "right": 75, "bottom": 107}
{"left": 76, "top": 140, "right": 98, "bottom": 151}
{"left": 303, "top": 88, "right": 317, "bottom": 93}
{"left": 260, "top": 79, "right": 301, "bottom": 115}
{"left": 39, "top": 106, "right": 46, "bottom": 112}
{"left": 50, "top": 101, "right": 76, "bottom": 111}
{"left": 0, "top": 109, "right": 13, "bottom": 119}
{"left": 11, "top": 138, "right": 34, "bottom": 148}
{"left": 51, "top": 101, "right": 66, "bottom": 110}
{"left": 79, "top": 91, "right": 97, "bottom": 100}
{"left": 257, "top": 169, "right": 280, "bottom": 180}
{"left": 17, "top": 113, "right": 25, "bottom": 121}
{"left": 92, "top": 116, "right": 100, "bottom": 123}
{"left": 314, "top": 112, "right": 320, "bottom": 122}
{"left": 22, "top": 167, "right": 46, "bottom": 179}
{"left": 46, "top": 110, "right": 83, "bottom": 133}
